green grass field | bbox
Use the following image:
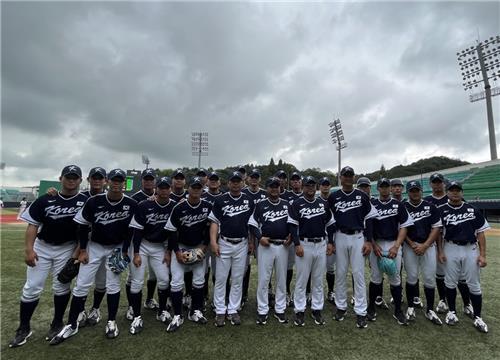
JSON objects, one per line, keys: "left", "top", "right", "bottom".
{"left": 1, "top": 223, "right": 499, "bottom": 360}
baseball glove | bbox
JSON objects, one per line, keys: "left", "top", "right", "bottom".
{"left": 182, "top": 248, "right": 205, "bottom": 265}
{"left": 106, "top": 248, "right": 130, "bottom": 274}
{"left": 57, "top": 258, "right": 80, "bottom": 284}
{"left": 377, "top": 251, "right": 397, "bottom": 276}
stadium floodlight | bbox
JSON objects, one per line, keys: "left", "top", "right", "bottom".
{"left": 191, "top": 132, "right": 209, "bottom": 168}
{"left": 141, "top": 155, "right": 150, "bottom": 169}
{"left": 457, "top": 34, "right": 500, "bottom": 160}
{"left": 329, "top": 119, "right": 348, "bottom": 186}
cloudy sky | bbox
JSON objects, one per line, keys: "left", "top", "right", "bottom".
{"left": 2, "top": 1, "right": 499, "bottom": 186}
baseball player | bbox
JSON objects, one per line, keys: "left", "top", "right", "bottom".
{"left": 127, "top": 176, "right": 176, "bottom": 335}
{"left": 238, "top": 166, "right": 247, "bottom": 184}
{"left": 196, "top": 168, "right": 208, "bottom": 189}
{"left": 50, "top": 169, "right": 137, "bottom": 344}
{"left": 438, "top": 181, "right": 490, "bottom": 333}
{"left": 170, "top": 169, "right": 188, "bottom": 202}
{"left": 9, "top": 165, "right": 86, "bottom": 348}
{"left": 164, "top": 177, "right": 212, "bottom": 332}
{"left": 288, "top": 175, "right": 335, "bottom": 326}
{"left": 210, "top": 171, "right": 255, "bottom": 327}
{"left": 403, "top": 180, "right": 443, "bottom": 325}
{"left": 424, "top": 173, "right": 473, "bottom": 317}
{"left": 249, "top": 177, "right": 291, "bottom": 324}
{"left": 367, "top": 178, "right": 414, "bottom": 326}
{"left": 17, "top": 197, "right": 28, "bottom": 220}
{"left": 328, "top": 166, "right": 377, "bottom": 329}
{"left": 276, "top": 170, "right": 290, "bottom": 200}
{"left": 286, "top": 172, "right": 303, "bottom": 203}
{"left": 390, "top": 178, "right": 405, "bottom": 202}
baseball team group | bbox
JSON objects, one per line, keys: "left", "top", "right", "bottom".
{"left": 8, "top": 163, "right": 491, "bottom": 348}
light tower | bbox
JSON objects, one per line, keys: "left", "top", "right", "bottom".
{"left": 329, "top": 119, "right": 347, "bottom": 186}
{"left": 191, "top": 132, "right": 209, "bottom": 168}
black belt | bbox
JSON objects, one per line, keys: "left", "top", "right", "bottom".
{"left": 300, "top": 237, "right": 325, "bottom": 243}
{"left": 268, "top": 239, "right": 286, "bottom": 245}
{"left": 339, "top": 229, "right": 362, "bottom": 235}
{"left": 221, "top": 236, "right": 246, "bottom": 244}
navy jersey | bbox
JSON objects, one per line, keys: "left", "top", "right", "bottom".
{"left": 248, "top": 198, "right": 290, "bottom": 239}
{"left": 242, "top": 187, "right": 267, "bottom": 204}
{"left": 165, "top": 199, "right": 212, "bottom": 249}
{"left": 129, "top": 199, "right": 176, "bottom": 243}
{"left": 288, "top": 197, "right": 335, "bottom": 242}
{"left": 371, "top": 198, "right": 413, "bottom": 240}
{"left": 170, "top": 190, "right": 188, "bottom": 203}
{"left": 328, "top": 189, "right": 377, "bottom": 231}
{"left": 131, "top": 189, "right": 155, "bottom": 203}
{"left": 74, "top": 193, "right": 137, "bottom": 246}
{"left": 21, "top": 192, "right": 88, "bottom": 245}
{"left": 438, "top": 202, "right": 490, "bottom": 244}
{"left": 284, "top": 190, "right": 303, "bottom": 204}
{"left": 424, "top": 194, "right": 448, "bottom": 207}
{"left": 209, "top": 192, "right": 255, "bottom": 238}
{"left": 279, "top": 189, "right": 292, "bottom": 201}
{"left": 404, "top": 200, "right": 442, "bottom": 243}
{"left": 201, "top": 190, "right": 224, "bottom": 205}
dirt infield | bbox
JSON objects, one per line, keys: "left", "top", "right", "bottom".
{"left": 0, "top": 214, "right": 22, "bottom": 224}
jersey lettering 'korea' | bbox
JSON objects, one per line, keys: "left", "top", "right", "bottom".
{"left": 438, "top": 202, "right": 490, "bottom": 244}
{"left": 170, "top": 190, "right": 188, "bottom": 203}
{"left": 424, "top": 194, "right": 448, "bottom": 207}
{"left": 209, "top": 192, "right": 255, "bottom": 238}
{"left": 404, "top": 200, "right": 442, "bottom": 243}
{"left": 201, "top": 191, "right": 224, "bottom": 205}
{"left": 328, "top": 189, "right": 377, "bottom": 231}
{"left": 21, "top": 193, "right": 88, "bottom": 245}
{"left": 131, "top": 189, "right": 155, "bottom": 203}
{"left": 129, "top": 199, "right": 176, "bottom": 243}
{"left": 74, "top": 193, "right": 137, "bottom": 246}
{"left": 371, "top": 198, "right": 413, "bottom": 240}
{"left": 165, "top": 199, "right": 212, "bottom": 246}
{"left": 288, "top": 197, "right": 335, "bottom": 238}
{"left": 248, "top": 198, "right": 290, "bottom": 239}
{"left": 242, "top": 187, "right": 267, "bottom": 204}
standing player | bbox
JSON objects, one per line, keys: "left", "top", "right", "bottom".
{"left": 390, "top": 179, "right": 405, "bottom": 202}
{"left": 170, "top": 169, "right": 188, "bottom": 202}
{"left": 210, "top": 171, "right": 255, "bottom": 327}
{"left": 286, "top": 172, "right": 303, "bottom": 202}
{"left": 17, "top": 197, "right": 28, "bottom": 220}
{"left": 318, "top": 177, "right": 335, "bottom": 304}
{"left": 403, "top": 180, "right": 443, "bottom": 325}
{"left": 356, "top": 177, "right": 372, "bottom": 197}
{"left": 9, "top": 165, "right": 86, "bottom": 348}
{"left": 127, "top": 176, "right": 176, "bottom": 334}
{"left": 328, "top": 166, "right": 377, "bottom": 329}
{"left": 438, "top": 181, "right": 490, "bottom": 333}
{"left": 50, "top": 169, "right": 137, "bottom": 344}
{"left": 367, "top": 178, "right": 413, "bottom": 326}
{"left": 164, "top": 177, "right": 212, "bottom": 332}
{"left": 276, "top": 170, "right": 290, "bottom": 199}
{"left": 249, "top": 177, "right": 291, "bottom": 324}
{"left": 196, "top": 169, "right": 208, "bottom": 189}
{"left": 288, "top": 176, "right": 335, "bottom": 326}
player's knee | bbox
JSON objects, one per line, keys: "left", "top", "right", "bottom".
{"left": 95, "top": 287, "right": 106, "bottom": 293}
{"left": 72, "top": 284, "right": 90, "bottom": 298}
{"left": 423, "top": 277, "right": 435, "bottom": 288}
{"left": 106, "top": 283, "right": 121, "bottom": 294}
{"left": 444, "top": 279, "right": 457, "bottom": 289}
{"left": 467, "top": 283, "right": 481, "bottom": 295}
{"left": 156, "top": 275, "right": 169, "bottom": 290}
{"left": 130, "top": 279, "right": 143, "bottom": 294}
{"left": 406, "top": 274, "right": 418, "bottom": 285}
{"left": 52, "top": 281, "right": 71, "bottom": 296}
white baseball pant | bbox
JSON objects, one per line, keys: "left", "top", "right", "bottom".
{"left": 257, "top": 242, "right": 288, "bottom": 315}
{"left": 130, "top": 240, "right": 170, "bottom": 294}
{"left": 369, "top": 239, "right": 403, "bottom": 286}
{"left": 403, "top": 242, "right": 436, "bottom": 288}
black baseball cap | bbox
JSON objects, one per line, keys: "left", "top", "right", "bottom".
{"left": 390, "top": 178, "right": 403, "bottom": 186}
{"left": 171, "top": 169, "right": 185, "bottom": 179}
{"left": 229, "top": 171, "right": 243, "bottom": 181}
{"left": 88, "top": 167, "right": 106, "bottom": 179}
{"left": 249, "top": 168, "right": 261, "bottom": 178}
{"left": 189, "top": 176, "right": 203, "bottom": 188}
{"left": 304, "top": 176, "right": 317, "bottom": 185}
{"left": 275, "top": 170, "right": 287, "bottom": 179}
{"left": 208, "top": 171, "right": 219, "bottom": 180}
{"left": 290, "top": 172, "right": 302, "bottom": 180}
{"left": 319, "top": 177, "right": 331, "bottom": 186}
{"left": 377, "top": 178, "right": 391, "bottom": 187}
{"left": 406, "top": 180, "right": 422, "bottom": 191}
{"left": 108, "top": 169, "right": 126, "bottom": 181}
{"left": 447, "top": 181, "right": 463, "bottom": 191}
{"left": 156, "top": 176, "right": 171, "bottom": 187}
{"left": 61, "top": 165, "right": 82, "bottom": 178}
{"left": 196, "top": 168, "right": 208, "bottom": 177}
{"left": 265, "top": 177, "right": 281, "bottom": 187}
{"left": 141, "top": 168, "right": 156, "bottom": 179}
{"left": 430, "top": 173, "right": 444, "bottom": 183}
{"left": 356, "top": 177, "right": 371, "bottom": 187}
{"left": 340, "top": 166, "right": 355, "bottom": 176}
{"left": 237, "top": 166, "right": 246, "bottom": 174}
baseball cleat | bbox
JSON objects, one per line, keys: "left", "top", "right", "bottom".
{"left": 86, "top": 308, "right": 101, "bottom": 326}
{"left": 77, "top": 311, "right": 87, "bottom": 328}
{"left": 327, "top": 291, "right": 336, "bottom": 304}
{"left": 129, "top": 316, "right": 143, "bottom": 335}
{"left": 367, "top": 308, "right": 377, "bottom": 322}
{"left": 144, "top": 298, "right": 159, "bottom": 310}
{"left": 294, "top": 311, "right": 305, "bottom": 327}
{"left": 393, "top": 311, "right": 408, "bottom": 326}
{"left": 188, "top": 310, "right": 208, "bottom": 324}
{"left": 413, "top": 297, "right": 424, "bottom": 309}
{"left": 227, "top": 312, "right": 241, "bottom": 326}
{"left": 182, "top": 295, "right": 192, "bottom": 310}
{"left": 256, "top": 313, "right": 269, "bottom": 325}
{"left": 274, "top": 312, "right": 288, "bottom": 324}
{"left": 356, "top": 315, "right": 368, "bottom": 329}
{"left": 334, "top": 309, "right": 347, "bottom": 322}
{"left": 105, "top": 320, "right": 119, "bottom": 339}
{"left": 464, "top": 304, "right": 474, "bottom": 319}
{"left": 445, "top": 311, "right": 459, "bottom": 326}
{"left": 125, "top": 306, "right": 134, "bottom": 321}
{"left": 425, "top": 310, "right": 442, "bottom": 325}
{"left": 375, "top": 296, "right": 389, "bottom": 310}
{"left": 436, "top": 299, "right": 448, "bottom": 314}
{"left": 214, "top": 314, "right": 226, "bottom": 327}
{"left": 156, "top": 310, "right": 172, "bottom": 324}
{"left": 167, "top": 315, "right": 184, "bottom": 332}
{"left": 473, "top": 316, "right": 488, "bottom": 333}
{"left": 49, "top": 324, "right": 78, "bottom": 345}
{"left": 311, "top": 310, "right": 326, "bottom": 325}
{"left": 9, "top": 327, "right": 32, "bottom": 348}
{"left": 45, "top": 322, "right": 64, "bottom": 341}
{"left": 406, "top": 307, "right": 416, "bottom": 321}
